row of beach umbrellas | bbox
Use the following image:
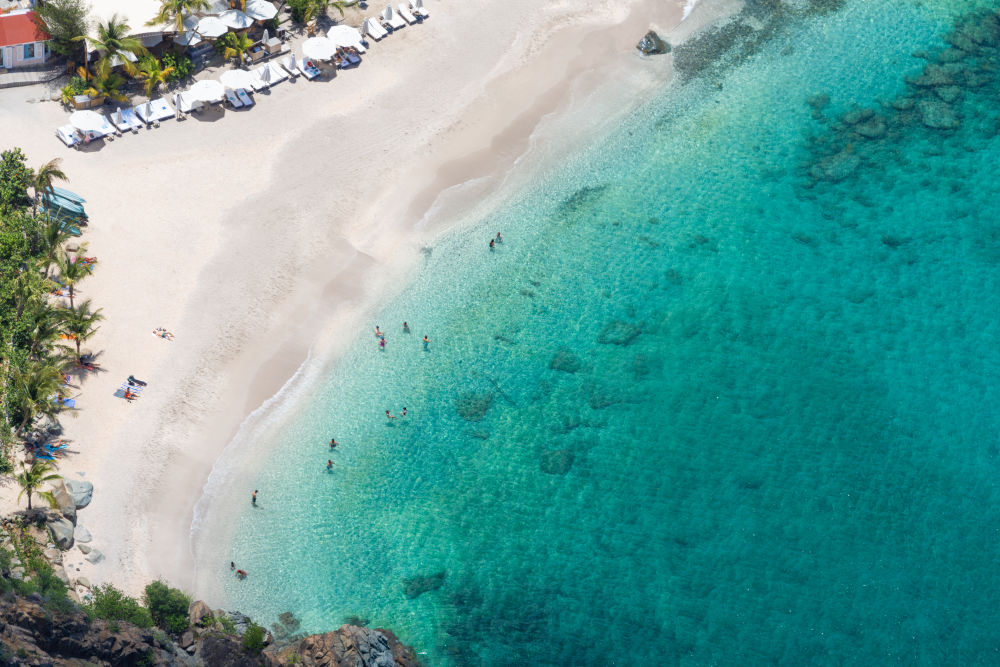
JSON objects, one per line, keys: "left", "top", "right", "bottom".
{"left": 173, "top": 0, "right": 278, "bottom": 46}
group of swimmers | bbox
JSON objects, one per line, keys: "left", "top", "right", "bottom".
{"left": 374, "top": 323, "right": 432, "bottom": 351}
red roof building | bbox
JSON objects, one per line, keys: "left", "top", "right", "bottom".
{"left": 0, "top": 10, "right": 50, "bottom": 71}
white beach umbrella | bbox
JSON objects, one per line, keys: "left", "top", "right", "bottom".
{"left": 262, "top": 28, "right": 270, "bottom": 43}
{"left": 140, "top": 33, "right": 164, "bottom": 47}
{"left": 205, "top": 0, "right": 230, "bottom": 14}
{"left": 302, "top": 36, "right": 337, "bottom": 61}
{"left": 218, "top": 9, "right": 254, "bottom": 29}
{"left": 143, "top": 99, "right": 152, "bottom": 120}
{"left": 189, "top": 79, "right": 226, "bottom": 103}
{"left": 68, "top": 110, "right": 106, "bottom": 133}
{"left": 107, "top": 50, "right": 138, "bottom": 68}
{"left": 259, "top": 64, "right": 271, "bottom": 84}
{"left": 327, "top": 25, "right": 366, "bottom": 52}
{"left": 414, "top": 0, "right": 427, "bottom": 14}
{"left": 382, "top": 5, "right": 394, "bottom": 21}
{"left": 220, "top": 68, "right": 255, "bottom": 89}
{"left": 196, "top": 16, "right": 229, "bottom": 38}
{"left": 245, "top": 0, "right": 278, "bottom": 20}
{"left": 115, "top": 107, "right": 124, "bottom": 126}
{"left": 287, "top": 52, "right": 297, "bottom": 72}
{"left": 174, "top": 31, "right": 203, "bottom": 46}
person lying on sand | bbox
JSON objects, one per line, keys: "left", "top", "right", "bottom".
{"left": 153, "top": 327, "right": 175, "bottom": 340}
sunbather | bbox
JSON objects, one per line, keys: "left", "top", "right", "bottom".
{"left": 153, "top": 327, "right": 175, "bottom": 340}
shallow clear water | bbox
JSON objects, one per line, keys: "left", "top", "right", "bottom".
{"left": 224, "top": 0, "right": 1000, "bottom": 663}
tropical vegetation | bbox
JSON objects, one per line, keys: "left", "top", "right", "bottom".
{"left": 0, "top": 148, "right": 102, "bottom": 491}
{"left": 32, "top": 0, "right": 89, "bottom": 63}
{"left": 75, "top": 14, "right": 149, "bottom": 78}
{"left": 287, "top": 0, "right": 348, "bottom": 25}
{"left": 148, "top": 0, "right": 211, "bottom": 32}
{"left": 138, "top": 56, "right": 177, "bottom": 98}
{"left": 216, "top": 31, "right": 255, "bottom": 64}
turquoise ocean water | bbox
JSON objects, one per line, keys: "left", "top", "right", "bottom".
{"left": 222, "top": 1, "right": 1000, "bottom": 663}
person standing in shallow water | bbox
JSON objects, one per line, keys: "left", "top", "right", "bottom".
{"left": 423, "top": 335, "right": 431, "bottom": 350}
{"left": 329, "top": 438, "right": 338, "bottom": 450}
{"left": 495, "top": 232, "right": 503, "bottom": 243}
{"left": 327, "top": 460, "right": 333, "bottom": 472}
{"left": 489, "top": 239, "right": 495, "bottom": 251}
{"left": 403, "top": 322, "right": 410, "bottom": 333}
{"left": 251, "top": 490, "right": 258, "bottom": 506}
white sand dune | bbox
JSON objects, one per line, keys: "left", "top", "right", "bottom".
{"left": 0, "top": 0, "right": 737, "bottom": 600}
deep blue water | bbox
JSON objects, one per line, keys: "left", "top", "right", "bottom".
{"left": 224, "top": 1, "right": 1000, "bottom": 663}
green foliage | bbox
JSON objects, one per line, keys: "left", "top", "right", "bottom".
{"left": 287, "top": 0, "right": 312, "bottom": 23}
{"left": 162, "top": 52, "right": 194, "bottom": 82}
{"left": 79, "top": 14, "right": 149, "bottom": 78}
{"left": 217, "top": 614, "right": 237, "bottom": 635}
{"left": 143, "top": 580, "right": 191, "bottom": 634}
{"left": 138, "top": 56, "right": 175, "bottom": 98}
{"left": 149, "top": 0, "right": 211, "bottom": 32}
{"left": 242, "top": 622, "right": 265, "bottom": 654}
{"left": 0, "top": 149, "right": 32, "bottom": 215}
{"left": 88, "top": 584, "right": 155, "bottom": 628}
{"left": 34, "top": 0, "right": 89, "bottom": 63}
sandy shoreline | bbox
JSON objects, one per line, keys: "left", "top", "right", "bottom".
{"left": 0, "top": 0, "right": 738, "bottom": 601}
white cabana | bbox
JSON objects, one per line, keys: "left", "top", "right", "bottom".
{"left": 196, "top": 16, "right": 229, "bottom": 38}
{"left": 218, "top": 9, "right": 254, "bottom": 29}
{"left": 189, "top": 79, "right": 226, "bottom": 103}
{"left": 174, "top": 31, "right": 203, "bottom": 46}
{"left": 245, "top": 0, "right": 278, "bottom": 20}
{"left": 68, "top": 110, "right": 107, "bottom": 133}
{"left": 327, "top": 25, "right": 366, "bottom": 53}
{"left": 220, "top": 69, "right": 256, "bottom": 89}
{"left": 302, "top": 36, "right": 338, "bottom": 61}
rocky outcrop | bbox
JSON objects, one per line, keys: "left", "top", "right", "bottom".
{"left": 0, "top": 595, "right": 421, "bottom": 667}
{"left": 47, "top": 515, "right": 75, "bottom": 550}
{"left": 65, "top": 480, "right": 94, "bottom": 509}
{"left": 636, "top": 30, "right": 670, "bottom": 55}
{"left": 263, "top": 625, "right": 419, "bottom": 667}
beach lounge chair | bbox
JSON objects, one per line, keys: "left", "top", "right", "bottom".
{"left": 266, "top": 61, "right": 289, "bottom": 84}
{"left": 136, "top": 98, "right": 174, "bottom": 127}
{"left": 225, "top": 88, "right": 244, "bottom": 108}
{"left": 398, "top": 3, "right": 418, "bottom": 24}
{"left": 299, "top": 59, "right": 322, "bottom": 79}
{"left": 56, "top": 125, "right": 82, "bottom": 149}
{"left": 342, "top": 47, "right": 361, "bottom": 65}
{"left": 410, "top": 0, "right": 429, "bottom": 17}
{"left": 236, "top": 88, "right": 254, "bottom": 106}
{"left": 281, "top": 54, "right": 300, "bottom": 78}
{"left": 363, "top": 17, "right": 389, "bottom": 40}
{"left": 382, "top": 5, "right": 406, "bottom": 30}
{"left": 174, "top": 91, "right": 199, "bottom": 117}
{"left": 249, "top": 65, "right": 271, "bottom": 91}
{"left": 121, "top": 107, "right": 145, "bottom": 132}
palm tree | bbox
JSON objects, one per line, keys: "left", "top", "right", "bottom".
{"left": 54, "top": 251, "right": 92, "bottom": 308}
{"left": 28, "top": 305, "right": 66, "bottom": 359}
{"left": 28, "top": 158, "right": 68, "bottom": 216}
{"left": 15, "top": 460, "right": 60, "bottom": 511}
{"left": 138, "top": 57, "right": 176, "bottom": 98}
{"left": 85, "top": 69, "right": 130, "bottom": 103}
{"left": 223, "top": 32, "right": 254, "bottom": 64}
{"left": 60, "top": 300, "right": 104, "bottom": 359}
{"left": 37, "top": 217, "right": 77, "bottom": 278}
{"left": 77, "top": 15, "right": 149, "bottom": 78}
{"left": 148, "top": 0, "right": 211, "bottom": 33}
{"left": 10, "top": 362, "right": 64, "bottom": 438}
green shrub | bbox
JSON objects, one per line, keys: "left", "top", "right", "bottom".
{"left": 218, "top": 615, "right": 237, "bottom": 635}
{"left": 143, "top": 580, "right": 190, "bottom": 634}
{"left": 162, "top": 52, "right": 193, "bottom": 82}
{"left": 215, "top": 32, "right": 236, "bottom": 55}
{"left": 242, "top": 622, "right": 265, "bottom": 655}
{"left": 287, "top": 0, "right": 310, "bottom": 23}
{"left": 88, "top": 584, "right": 154, "bottom": 628}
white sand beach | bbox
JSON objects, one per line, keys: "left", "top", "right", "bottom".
{"left": 0, "top": 0, "right": 738, "bottom": 599}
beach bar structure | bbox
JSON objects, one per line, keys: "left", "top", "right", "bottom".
{"left": 0, "top": 9, "right": 50, "bottom": 71}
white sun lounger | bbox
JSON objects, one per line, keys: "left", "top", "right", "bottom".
{"left": 382, "top": 5, "right": 405, "bottom": 30}
{"left": 280, "top": 55, "right": 299, "bottom": 78}
{"left": 249, "top": 65, "right": 271, "bottom": 90}
{"left": 93, "top": 114, "right": 117, "bottom": 139}
{"left": 236, "top": 88, "right": 254, "bottom": 106}
{"left": 121, "top": 107, "right": 145, "bottom": 132}
{"left": 398, "top": 3, "right": 418, "bottom": 23}
{"left": 225, "top": 88, "right": 243, "bottom": 108}
{"left": 363, "top": 17, "right": 389, "bottom": 40}
{"left": 56, "top": 125, "right": 82, "bottom": 149}
{"left": 135, "top": 98, "right": 173, "bottom": 126}
{"left": 266, "top": 61, "right": 289, "bottom": 84}
{"left": 410, "top": 0, "right": 428, "bottom": 17}
{"left": 110, "top": 108, "right": 135, "bottom": 134}
{"left": 298, "top": 59, "right": 321, "bottom": 79}
{"left": 174, "top": 91, "right": 200, "bottom": 117}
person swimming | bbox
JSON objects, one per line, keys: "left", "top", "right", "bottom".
{"left": 386, "top": 410, "right": 396, "bottom": 419}
{"left": 327, "top": 460, "right": 333, "bottom": 472}
{"left": 403, "top": 321, "right": 410, "bottom": 333}
{"left": 423, "top": 335, "right": 431, "bottom": 350}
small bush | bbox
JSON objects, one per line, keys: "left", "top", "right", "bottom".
{"left": 218, "top": 615, "right": 237, "bottom": 635}
{"left": 88, "top": 584, "right": 154, "bottom": 628}
{"left": 242, "top": 622, "right": 265, "bottom": 655}
{"left": 143, "top": 580, "right": 191, "bottom": 634}
{"left": 162, "top": 52, "right": 193, "bottom": 82}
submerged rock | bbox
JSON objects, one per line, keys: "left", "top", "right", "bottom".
{"left": 549, "top": 349, "right": 582, "bottom": 373}
{"left": 935, "top": 85, "right": 962, "bottom": 103}
{"left": 597, "top": 320, "right": 641, "bottom": 346}
{"left": 853, "top": 115, "right": 887, "bottom": 139}
{"left": 540, "top": 449, "right": 575, "bottom": 475}
{"left": 403, "top": 571, "right": 446, "bottom": 599}
{"left": 455, "top": 392, "right": 493, "bottom": 421}
{"left": 637, "top": 30, "right": 670, "bottom": 55}
{"left": 810, "top": 149, "right": 860, "bottom": 182}
{"left": 918, "top": 100, "right": 959, "bottom": 129}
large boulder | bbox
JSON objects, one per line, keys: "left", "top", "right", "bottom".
{"left": 197, "top": 635, "right": 259, "bottom": 667}
{"left": 264, "top": 626, "right": 420, "bottom": 667}
{"left": 75, "top": 524, "right": 93, "bottom": 543}
{"left": 189, "top": 599, "right": 214, "bottom": 627}
{"left": 65, "top": 479, "right": 94, "bottom": 509}
{"left": 637, "top": 30, "right": 670, "bottom": 55}
{"left": 47, "top": 516, "right": 75, "bottom": 550}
